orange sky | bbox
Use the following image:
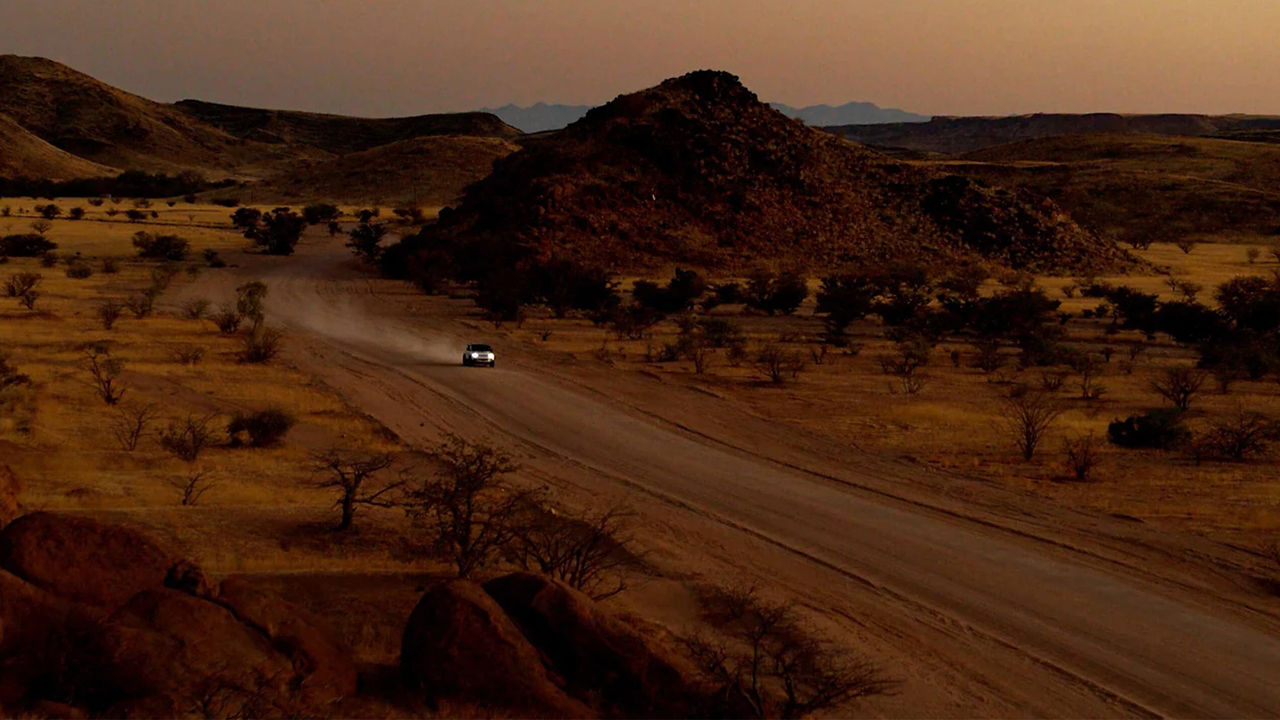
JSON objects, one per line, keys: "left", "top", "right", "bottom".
{"left": 2, "top": 0, "right": 1278, "bottom": 117}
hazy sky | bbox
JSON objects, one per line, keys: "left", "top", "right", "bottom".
{"left": 2, "top": 0, "right": 1278, "bottom": 117}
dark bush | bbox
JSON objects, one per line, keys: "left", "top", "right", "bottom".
{"left": 302, "top": 203, "right": 340, "bottom": 225}
{"left": 132, "top": 231, "right": 189, "bottom": 260}
{"left": 746, "top": 269, "right": 808, "bottom": 315}
{"left": 0, "top": 234, "right": 57, "bottom": 257}
{"left": 64, "top": 261, "right": 92, "bottom": 279}
{"left": 227, "top": 408, "right": 296, "bottom": 448}
{"left": 633, "top": 268, "right": 706, "bottom": 314}
{"left": 1107, "top": 409, "right": 1190, "bottom": 449}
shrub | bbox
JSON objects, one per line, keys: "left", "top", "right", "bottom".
{"left": 235, "top": 281, "right": 268, "bottom": 321}
{"left": 39, "top": 252, "right": 58, "bottom": 268}
{"left": 111, "top": 403, "right": 158, "bottom": 451}
{"left": 124, "top": 292, "right": 155, "bottom": 319}
{"left": 180, "top": 298, "right": 210, "bottom": 320}
{"left": 1062, "top": 433, "right": 1102, "bottom": 481}
{"left": 512, "top": 504, "right": 637, "bottom": 600}
{"left": 246, "top": 208, "right": 305, "bottom": 255}
{"left": 240, "top": 322, "right": 283, "bottom": 363}
{"left": 1192, "top": 410, "right": 1276, "bottom": 461}
{"left": 97, "top": 300, "right": 124, "bottom": 330}
{"left": 227, "top": 408, "right": 296, "bottom": 448}
{"left": 211, "top": 305, "right": 242, "bottom": 334}
{"left": 125, "top": 209, "right": 147, "bottom": 222}
{"left": 0, "top": 234, "right": 56, "bottom": 257}
{"left": 754, "top": 343, "right": 805, "bottom": 384}
{"left": 68, "top": 207, "right": 85, "bottom": 220}
{"left": 64, "top": 261, "right": 92, "bottom": 279}
{"left": 172, "top": 346, "right": 205, "bottom": 365}
{"left": 632, "top": 268, "right": 707, "bottom": 314}
{"left": 100, "top": 257, "right": 120, "bottom": 274}
{"left": 1107, "top": 409, "right": 1190, "bottom": 449}
{"left": 169, "top": 471, "right": 215, "bottom": 506}
{"left": 132, "top": 231, "right": 189, "bottom": 260}
{"left": 347, "top": 222, "right": 388, "bottom": 263}
{"left": 159, "top": 414, "right": 217, "bottom": 462}
{"left": 211, "top": 197, "right": 240, "bottom": 207}
{"left": 29, "top": 220, "right": 52, "bottom": 236}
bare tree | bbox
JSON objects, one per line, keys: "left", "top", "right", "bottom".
{"left": 311, "top": 449, "right": 398, "bottom": 531}
{"left": 512, "top": 504, "right": 637, "bottom": 600}
{"left": 1072, "top": 354, "right": 1106, "bottom": 401}
{"left": 86, "top": 345, "right": 126, "bottom": 404}
{"left": 1000, "top": 389, "right": 1064, "bottom": 461}
{"left": 1150, "top": 366, "right": 1208, "bottom": 411}
{"left": 111, "top": 403, "right": 158, "bottom": 451}
{"left": 684, "top": 586, "right": 894, "bottom": 719}
{"left": 169, "top": 471, "right": 215, "bottom": 506}
{"left": 400, "top": 435, "right": 541, "bottom": 578}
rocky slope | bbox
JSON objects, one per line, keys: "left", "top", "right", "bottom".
{"left": 418, "top": 70, "right": 1128, "bottom": 273}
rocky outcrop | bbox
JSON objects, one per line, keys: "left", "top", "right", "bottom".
{"left": 401, "top": 579, "right": 591, "bottom": 718}
{"left": 485, "top": 573, "right": 714, "bottom": 718}
{"left": 0, "top": 465, "right": 20, "bottom": 529}
{"left": 0, "top": 512, "right": 357, "bottom": 717}
{"left": 0, "top": 512, "right": 177, "bottom": 610}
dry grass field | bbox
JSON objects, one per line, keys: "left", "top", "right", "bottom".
{"left": 501, "top": 242, "right": 1280, "bottom": 552}
{"left": 0, "top": 199, "right": 406, "bottom": 580}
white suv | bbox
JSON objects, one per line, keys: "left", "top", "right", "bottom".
{"left": 462, "top": 343, "right": 496, "bottom": 367}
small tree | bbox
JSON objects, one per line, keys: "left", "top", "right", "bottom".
{"left": 347, "top": 222, "right": 388, "bottom": 263}
{"left": 1001, "top": 389, "right": 1063, "bottom": 461}
{"left": 512, "top": 504, "right": 636, "bottom": 600}
{"left": 111, "top": 403, "right": 158, "bottom": 451}
{"left": 30, "top": 220, "right": 52, "bottom": 236}
{"left": 685, "top": 586, "right": 893, "bottom": 719}
{"left": 5, "top": 272, "right": 41, "bottom": 298}
{"left": 401, "top": 435, "right": 539, "bottom": 578}
{"left": 1246, "top": 247, "right": 1261, "bottom": 264}
{"left": 86, "top": 345, "right": 126, "bottom": 405}
{"left": 311, "top": 449, "right": 398, "bottom": 531}
{"left": 1150, "top": 366, "right": 1208, "bottom": 411}
{"left": 1175, "top": 238, "right": 1197, "bottom": 255}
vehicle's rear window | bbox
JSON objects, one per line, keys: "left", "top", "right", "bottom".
{"left": 470, "top": 344, "right": 492, "bottom": 351}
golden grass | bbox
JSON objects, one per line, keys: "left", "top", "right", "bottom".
{"left": 0, "top": 215, "right": 402, "bottom": 573}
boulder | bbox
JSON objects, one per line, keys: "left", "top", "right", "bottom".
{"left": 0, "top": 569, "right": 100, "bottom": 706}
{"left": 216, "top": 577, "right": 358, "bottom": 702}
{"left": 95, "top": 588, "right": 296, "bottom": 709}
{"left": 0, "top": 513, "right": 176, "bottom": 609}
{"left": 0, "top": 465, "right": 19, "bottom": 529}
{"left": 484, "top": 573, "right": 714, "bottom": 717}
{"left": 400, "top": 580, "right": 590, "bottom": 718}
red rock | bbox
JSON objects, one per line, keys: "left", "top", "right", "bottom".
{"left": 400, "top": 580, "right": 590, "bottom": 718}
{"left": 0, "top": 513, "right": 176, "bottom": 610}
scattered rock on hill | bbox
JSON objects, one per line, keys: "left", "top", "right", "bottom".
{"left": 400, "top": 580, "right": 591, "bottom": 718}
{"left": 0, "top": 512, "right": 177, "bottom": 610}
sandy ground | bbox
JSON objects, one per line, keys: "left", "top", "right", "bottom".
{"left": 176, "top": 231, "right": 1280, "bottom": 718}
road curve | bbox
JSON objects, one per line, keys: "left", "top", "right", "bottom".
{"left": 250, "top": 240, "right": 1280, "bottom": 718}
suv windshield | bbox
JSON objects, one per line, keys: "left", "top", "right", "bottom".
{"left": 468, "top": 344, "right": 492, "bottom": 352}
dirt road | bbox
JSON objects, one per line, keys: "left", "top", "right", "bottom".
{"left": 201, "top": 236, "right": 1280, "bottom": 718}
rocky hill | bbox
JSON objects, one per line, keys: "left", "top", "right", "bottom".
{"left": 419, "top": 71, "right": 1128, "bottom": 273}
{"left": 826, "top": 113, "right": 1280, "bottom": 155}
{"left": 174, "top": 99, "right": 520, "bottom": 154}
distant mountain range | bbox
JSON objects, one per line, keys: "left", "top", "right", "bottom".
{"left": 482, "top": 100, "right": 929, "bottom": 133}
